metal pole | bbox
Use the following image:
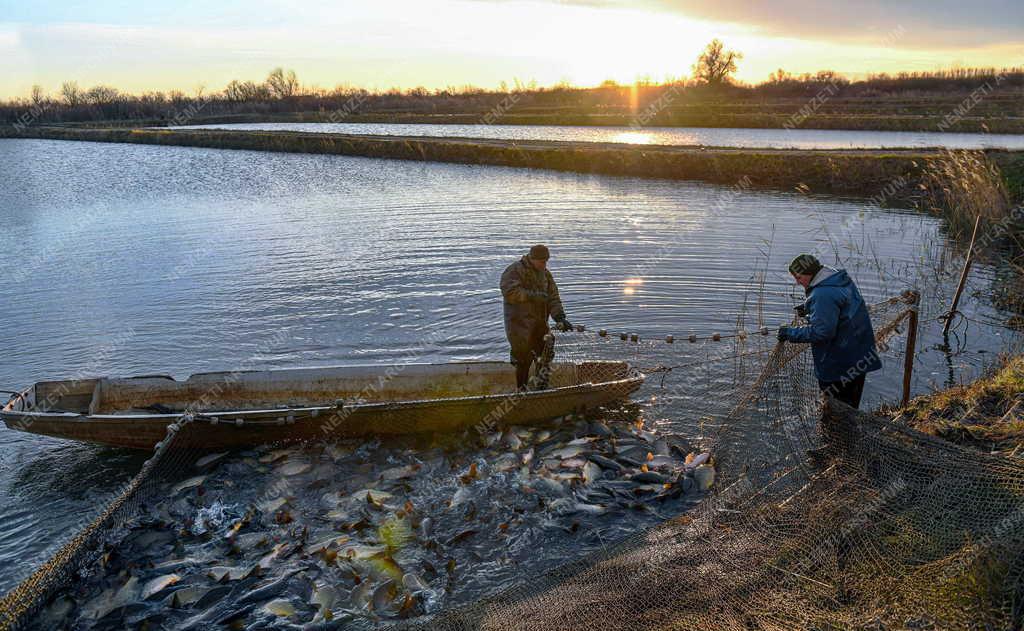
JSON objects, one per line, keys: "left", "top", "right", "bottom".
{"left": 941, "top": 214, "right": 982, "bottom": 337}
{"left": 902, "top": 291, "right": 920, "bottom": 407}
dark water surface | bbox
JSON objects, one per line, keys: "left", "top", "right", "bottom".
{"left": 0, "top": 138, "right": 1019, "bottom": 605}
{"left": 176, "top": 122, "right": 1024, "bottom": 150}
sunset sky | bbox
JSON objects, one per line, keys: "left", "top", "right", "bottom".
{"left": 2, "top": 0, "right": 1022, "bottom": 99}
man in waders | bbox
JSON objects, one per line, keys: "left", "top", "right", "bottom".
{"left": 500, "top": 244, "right": 573, "bottom": 391}
{"left": 777, "top": 254, "right": 881, "bottom": 409}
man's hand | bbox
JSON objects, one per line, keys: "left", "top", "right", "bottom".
{"left": 794, "top": 303, "right": 808, "bottom": 318}
{"left": 555, "top": 316, "right": 573, "bottom": 332}
{"left": 777, "top": 326, "right": 791, "bottom": 342}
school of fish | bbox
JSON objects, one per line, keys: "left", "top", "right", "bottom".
{"left": 38, "top": 417, "right": 714, "bottom": 630}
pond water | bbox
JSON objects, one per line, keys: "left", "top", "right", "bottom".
{"left": 0, "top": 138, "right": 1019, "bottom": 624}
{"left": 174, "top": 122, "right": 1024, "bottom": 150}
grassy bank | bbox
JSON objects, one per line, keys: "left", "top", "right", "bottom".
{"left": 900, "top": 356, "right": 1024, "bottom": 456}
{"left": 67, "top": 107, "right": 1024, "bottom": 134}
{"left": 3, "top": 125, "right": 960, "bottom": 203}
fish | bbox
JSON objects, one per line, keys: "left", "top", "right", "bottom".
{"left": 548, "top": 445, "right": 587, "bottom": 459}
{"left": 340, "top": 544, "right": 387, "bottom": 560}
{"left": 279, "top": 461, "right": 312, "bottom": 477}
{"left": 263, "top": 598, "right": 297, "bottom": 617}
{"left": 369, "top": 552, "right": 405, "bottom": 582}
{"left": 325, "top": 507, "right": 352, "bottom": 521}
{"left": 141, "top": 573, "right": 181, "bottom": 600}
{"left": 493, "top": 453, "right": 520, "bottom": 472}
{"left": 582, "top": 462, "right": 601, "bottom": 485}
{"left": 172, "top": 475, "right": 207, "bottom": 494}
{"left": 347, "top": 489, "right": 394, "bottom": 504}
{"left": 687, "top": 452, "right": 711, "bottom": 468}
{"left": 207, "top": 565, "right": 257, "bottom": 582}
{"left": 258, "top": 449, "right": 292, "bottom": 464}
{"left": 351, "top": 579, "right": 374, "bottom": 610}
{"left": 399, "top": 593, "right": 416, "bottom": 618}
{"left": 587, "top": 454, "right": 623, "bottom": 471}
{"left": 694, "top": 464, "right": 715, "bottom": 490}
{"left": 459, "top": 462, "right": 479, "bottom": 484}
{"left": 560, "top": 457, "right": 587, "bottom": 469}
{"left": 568, "top": 437, "right": 598, "bottom": 446}
{"left": 535, "top": 430, "right": 552, "bottom": 442}
{"left": 631, "top": 471, "right": 668, "bottom": 484}
{"left": 81, "top": 576, "right": 140, "bottom": 620}
{"left": 325, "top": 443, "right": 353, "bottom": 462}
{"left": 573, "top": 502, "right": 608, "bottom": 515}
{"left": 530, "top": 477, "right": 567, "bottom": 497}
{"left": 450, "top": 487, "right": 472, "bottom": 507}
{"left": 166, "top": 585, "right": 210, "bottom": 608}
{"left": 481, "top": 431, "right": 501, "bottom": 447}
{"left": 503, "top": 432, "right": 523, "bottom": 450}
{"left": 632, "top": 484, "right": 664, "bottom": 495}
{"left": 258, "top": 496, "right": 289, "bottom": 516}
{"left": 310, "top": 583, "right": 340, "bottom": 610}
{"left": 195, "top": 451, "right": 230, "bottom": 469}
{"left": 238, "top": 570, "right": 299, "bottom": 604}
{"left": 521, "top": 448, "right": 534, "bottom": 465}
{"left": 372, "top": 580, "right": 398, "bottom": 613}
{"left": 445, "top": 529, "right": 478, "bottom": 545}
{"left": 402, "top": 572, "right": 429, "bottom": 592}
{"left": 638, "top": 430, "right": 658, "bottom": 443}
{"left": 39, "top": 595, "right": 74, "bottom": 625}
{"left": 381, "top": 464, "right": 420, "bottom": 480}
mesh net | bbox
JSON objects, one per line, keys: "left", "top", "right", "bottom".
{"left": 1, "top": 290, "right": 1022, "bottom": 630}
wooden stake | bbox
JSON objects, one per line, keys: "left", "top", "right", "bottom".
{"left": 941, "top": 215, "right": 982, "bottom": 337}
{"left": 902, "top": 293, "right": 920, "bottom": 407}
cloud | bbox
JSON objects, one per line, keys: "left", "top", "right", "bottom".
{"left": 528, "top": 0, "right": 1024, "bottom": 49}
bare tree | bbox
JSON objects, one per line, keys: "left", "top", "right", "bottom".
{"left": 85, "top": 85, "right": 120, "bottom": 104}
{"left": 266, "top": 67, "right": 298, "bottom": 98}
{"left": 693, "top": 39, "right": 742, "bottom": 86}
{"left": 29, "top": 85, "right": 46, "bottom": 107}
{"left": 60, "top": 81, "right": 82, "bottom": 107}
{"left": 225, "top": 80, "right": 270, "bottom": 102}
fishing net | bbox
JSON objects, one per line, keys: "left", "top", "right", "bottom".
{"left": 398, "top": 290, "right": 1024, "bottom": 631}
{"left": 1, "top": 290, "right": 1022, "bottom": 630}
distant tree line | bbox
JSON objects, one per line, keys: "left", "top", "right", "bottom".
{"left": 3, "top": 47, "right": 1023, "bottom": 127}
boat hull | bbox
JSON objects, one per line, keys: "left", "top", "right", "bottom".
{"left": 1, "top": 361, "right": 643, "bottom": 450}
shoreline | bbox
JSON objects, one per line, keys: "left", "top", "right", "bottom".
{"left": 44, "top": 110, "right": 1024, "bottom": 135}
{"left": 3, "top": 125, "right": 986, "bottom": 205}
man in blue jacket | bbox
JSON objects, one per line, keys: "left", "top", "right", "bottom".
{"left": 777, "top": 254, "right": 881, "bottom": 409}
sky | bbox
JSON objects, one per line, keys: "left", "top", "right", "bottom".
{"left": 1, "top": 0, "right": 1022, "bottom": 99}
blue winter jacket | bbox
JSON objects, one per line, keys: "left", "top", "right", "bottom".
{"left": 785, "top": 268, "right": 881, "bottom": 383}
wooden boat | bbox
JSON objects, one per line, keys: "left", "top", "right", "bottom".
{"left": 0, "top": 361, "right": 643, "bottom": 450}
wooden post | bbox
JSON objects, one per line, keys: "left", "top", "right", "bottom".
{"left": 902, "top": 291, "right": 920, "bottom": 407}
{"left": 941, "top": 214, "right": 982, "bottom": 337}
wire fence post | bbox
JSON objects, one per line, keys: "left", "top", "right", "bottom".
{"left": 902, "top": 291, "right": 920, "bottom": 407}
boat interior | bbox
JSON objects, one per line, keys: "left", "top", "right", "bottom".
{"left": 5, "top": 361, "right": 634, "bottom": 415}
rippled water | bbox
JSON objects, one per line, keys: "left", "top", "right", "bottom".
{"left": 175, "top": 122, "right": 1024, "bottom": 150}
{"left": 0, "top": 138, "right": 1019, "bottom": 600}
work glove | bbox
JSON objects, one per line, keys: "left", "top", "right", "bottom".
{"left": 556, "top": 317, "right": 573, "bottom": 332}
{"left": 793, "top": 303, "right": 809, "bottom": 318}
{"left": 777, "top": 326, "right": 791, "bottom": 342}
